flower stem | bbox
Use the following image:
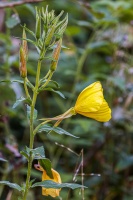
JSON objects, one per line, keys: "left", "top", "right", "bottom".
{"left": 22, "top": 59, "right": 42, "bottom": 200}
{"left": 22, "top": 59, "right": 54, "bottom": 200}
{"left": 24, "top": 77, "right": 31, "bottom": 99}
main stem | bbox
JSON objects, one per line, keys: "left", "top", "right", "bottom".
{"left": 23, "top": 59, "right": 42, "bottom": 200}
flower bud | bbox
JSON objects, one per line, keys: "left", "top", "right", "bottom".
{"left": 35, "top": 8, "right": 41, "bottom": 40}
{"left": 45, "top": 24, "right": 56, "bottom": 47}
{"left": 22, "top": 26, "right": 28, "bottom": 58}
{"left": 50, "top": 39, "right": 62, "bottom": 72}
{"left": 19, "top": 47, "right": 27, "bottom": 78}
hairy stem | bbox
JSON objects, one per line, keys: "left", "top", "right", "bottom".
{"left": 22, "top": 59, "right": 42, "bottom": 200}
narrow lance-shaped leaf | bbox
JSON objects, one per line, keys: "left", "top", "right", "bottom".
{"left": 38, "top": 87, "right": 65, "bottom": 99}
{"left": 31, "top": 180, "right": 87, "bottom": 189}
{"left": 37, "top": 124, "right": 79, "bottom": 138}
{"left": 0, "top": 181, "right": 22, "bottom": 191}
{"left": 12, "top": 96, "right": 26, "bottom": 109}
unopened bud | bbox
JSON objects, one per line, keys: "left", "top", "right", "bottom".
{"left": 50, "top": 39, "right": 62, "bottom": 72}
{"left": 35, "top": 8, "right": 41, "bottom": 40}
{"left": 45, "top": 24, "right": 56, "bottom": 47}
{"left": 19, "top": 47, "right": 27, "bottom": 78}
{"left": 22, "top": 26, "right": 28, "bottom": 57}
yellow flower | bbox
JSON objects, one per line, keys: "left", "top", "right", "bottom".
{"left": 35, "top": 164, "right": 61, "bottom": 197}
{"left": 39, "top": 81, "right": 111, "bottom": 124}
{"left": 74, "top": 81, "right": 111, "bottom": 122}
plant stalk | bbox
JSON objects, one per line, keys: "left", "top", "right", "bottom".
{"left": 22, "top": 59, "right": 42, "bottom": 200}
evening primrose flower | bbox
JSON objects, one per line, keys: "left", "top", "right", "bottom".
{"left": 39, "top": 81, "right": 111, "bottom": 124}
{"left": 74, "top": 81, "right": 111, "bottom": 122}
{"left": 34, "top": 164, "right": 61, "bottom": 197}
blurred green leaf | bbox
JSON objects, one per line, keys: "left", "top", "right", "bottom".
{"left": 0, "top": 181, "right": 22, "bottom": 191}
{"left": 26, "top": 105, "right": 37, "bottom": 120}
{"left": 115, "top": 153, "right": 133, "bottom": 172}
{"left": 6, "top": 14, "right": 20, "bottom": 28}
{"left": 12, "top": 96, "right": 26, "bottom": 109}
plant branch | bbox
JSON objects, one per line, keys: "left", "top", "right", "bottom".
{"left": 0, "top": 0, "right": 43, "bottom": 9}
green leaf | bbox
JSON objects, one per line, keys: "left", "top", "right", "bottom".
{"left": 31, "top": 180, "right": 87, "bottom": 189}
{"left": 26, "top": 105, "right": 38, "bottom": 120}
{"left": 6, "top": 14, "right": 20, "bottom": 28}
{"left": 0, "top": 79, "right": 23, "bottom": 84}
{"left": 20, "top": 146, "right": 30, "bottom": 159}
{"left": 76, "top": 20, "right": 93, "bottom": 28}
{"left": 39, "top": 79, "right": 60, "bottom": 89}
{"left": 12, "top": 96, "right": 26, "bottom": 109}
{"left": 39, "top": 159, "right": 53, "bottom": 179}
{"left": 20, "top": 146, "right": 45, "bottom": 160}
{"left": 39, "top": 87, "right": 65, "bottom": 99}
{"left": 32, "top": 146, "right": 45, "bottom": 159}
{"left": 109, "top": 77, "right": 125, "bottom": 91}
{"left": 0, "top": 181, "right": 22, "bottom": 191}
{"left": 0, "top": 33, "right": 11, "bottom": 44}
{"left": 115, "top": 153, "right": 133, "bottom": 172}
{"left": 0, "top": 79, "right": 34, "bottom": 90}
{"left": 88, "top": 40, "right": 110, "bottom": 51}
{"left": 38, "top": 125, "right": 79, "bottom": 138}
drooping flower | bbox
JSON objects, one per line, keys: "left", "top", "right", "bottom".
{"left": 39, "top": 81, "right": 111, "bottom": 124}
{"left": 74, "top": 81, "right": 111, "bottom": 122}
{"left": 34, "top": 164, "right": 61, "bottom": 197}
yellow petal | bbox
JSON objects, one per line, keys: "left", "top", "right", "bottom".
{"left": 75, "top": 82, "right": 104, "bottom": 113}
{"left": 42, "top": 169, "right": 61, "bottom": 197}
{"left": 77, "top": 99, "right": 111, "bottom": 122}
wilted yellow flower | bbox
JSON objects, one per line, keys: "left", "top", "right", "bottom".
{"left": 35, "top": 164, "right": 61, "bottom": 197}
{"left": 74, "top": 81, "right": 111, "bottom": 122}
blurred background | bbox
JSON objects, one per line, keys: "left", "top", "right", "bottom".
{"left": 1, "top": 0, "right": 133, "bottom": 199}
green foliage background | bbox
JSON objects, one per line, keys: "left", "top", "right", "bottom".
{"left": 1, "top": 0, "right": 133, "bottom": 199}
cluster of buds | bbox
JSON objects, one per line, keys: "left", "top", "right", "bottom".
{"left": 41, "top": 6, "right": 68, "bottom": 46}
{"left": 19, "top": 6, "right": 68, "bottom": 78}
{"left": 35, "top": 6, "right": 68, "bottom": 62}
{"left": 19, "top": 26, "right": 28, "bottom": 78}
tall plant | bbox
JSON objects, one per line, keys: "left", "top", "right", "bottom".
{"left": 0, "top": 6, "right": 111, "bottom": 200}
